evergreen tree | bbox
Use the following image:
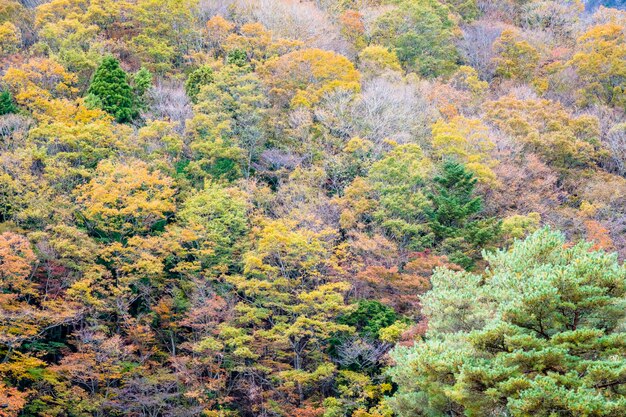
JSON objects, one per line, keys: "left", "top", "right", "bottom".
{"left": 87, "top": 56, "right": 136, "bottom": 123}
{"left": 0, "top": 89, "right": 17, "bottom": 115}
{"left": 427, "top": 160, "right": 500, "bottom": 268}
{"left": 389, "top": 228, "right": 626, "bottom": 417}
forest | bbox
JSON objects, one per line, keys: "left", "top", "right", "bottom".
{"left": 0, "top": 0, "right": 626, "bottom": 416}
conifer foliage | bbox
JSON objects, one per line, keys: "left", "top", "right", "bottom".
{"left": 1, "top": 1, "right": 626, "bottom": 416}
{"left": 389, "top": 228, "right": 626, "bottom": 416}
{"left": 0, "top": 89, "right": 16, "bottom": 115}
{"left": 426, "top": 161, "right": 500, "bottom": 268}
{"left": 87, "top": 56, "right": 136, "bottom": 122}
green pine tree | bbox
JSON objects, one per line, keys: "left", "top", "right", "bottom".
{"left": 426, "top": 160, "right": 500, "bottom": 268}
{"left": 0, "top": 89, "right": 17, "bottom": 115}
{"left": 87, "top": 56, "right": 136, "bottom": 123}
{"left": 388, "top": 228, "right": 626, "bottom": 417}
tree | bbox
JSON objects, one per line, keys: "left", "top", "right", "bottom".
{"left": 388, "top": 228, "right": 626, "bottom": 417}
{"left": 485, "top": 95, "right": 605, "bottom": 171}
{"left": 337, "top": 300, "right": 397, "bottom": 340}
{"left": 175, "top": 183, "right": 249, "bottom": 273}
{"left": 0, "top": 232, "right": 81, "bottom": 349}
{"left": 492, "top": 29, "right": 540, "bottom": 82}
{"left": 339, "top": 10, "right": 366, "bottom": 51}
{"left": 222, "top": 21, "right": 302, "bottom": 64}
{"left": 132, "top": 66, "right": 153, "bottom": 109}
{"left": 2, "top": 57, "right": 78, "bottom": 118}
{"left": 570, "top": 22, "right": 626, "bottom": 109}
{"left": 426, "top": 161, "right": 500, "bottom": 269}
{"left": 224, "top": 219, "right": 354, "bottom": 413}
{"left": 0, "top": 21, "right": 20, "bottom": 57}
{"left": 366, "top": 143, "right": 433, "bottom": 250}
{"left": 192, "top": 64, "right": 269, "bottom": 178}
{"left": 357, "top": 45, "right": 402, "bottom": 77}
{"left": 431, "top": 116, "right": 497, "bottom": 184}
{"left": 259, "top": 48, "right": 360, "bottom": 108}
{"left": 74, "top": 158, "right": 176, "bottom": 239}
{"left": 184, "top": 65, "right": 214, "bottom": 103}
{"left": 87, "top": 56, "right": 136, "bottom": 122}
{"left": 371, "top": 0, "right": 458, "bottom": 77}
{"left": 0, "top": 89, "right": 17, "bottom": 115}
{"left": 129, "top": 0, "right": 202, "bottom": 73}
{"left": 441, "top": 0, "right": 479, "bottom": 21}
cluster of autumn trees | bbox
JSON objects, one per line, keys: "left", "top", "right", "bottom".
{"left": 1, "top": 0, "right": 625, "bottom": 416}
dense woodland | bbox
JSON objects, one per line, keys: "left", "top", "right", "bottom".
{"left": 1, "top": 0, "right": 626, "bottom": 416}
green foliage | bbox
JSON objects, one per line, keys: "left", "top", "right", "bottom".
{"left": 441, "top": 0, "right": 479, "bottom": 21}
{"left": 372, "top": 0, "right": 458, "bottom": 77}
{"left": 0, "top": 89, "right": 17, "bottom": 115}
{"left": 367, "top": 143, "right": 432, "bottom": 249}
{"left": 338, "top": 300, "right": 397, "bottom": 340}
{"left": 184, "top": 65, "right": 214, "bottom": 103}
{"left": 177, "top": 183, "right": 248, "bottom": 271}
{"left": 426, "top": 161, "right": 500, "bottom": 268}
{"left": 493, "top": 29, "right": 540, "bottom": 82}
{"left": 226, "top": 48, "right": 248, "bottom": 67}
{"left": 133, "top": 66, "right": 153, "bottom": 108}
{"left": 389, "top": 228, "right": 626, "bottom": 417}
{"left": 2, "top": 3, "right": 626, "bottom": 417}
{"left": 87, "top": 56, "right": 136, "bottom": 122}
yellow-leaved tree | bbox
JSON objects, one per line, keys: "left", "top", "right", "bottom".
{"left": 259, "top": 48, "right": 361, "bottom": 108}
{"left": 74, "top": 159, "right": 176, "bottom": 239}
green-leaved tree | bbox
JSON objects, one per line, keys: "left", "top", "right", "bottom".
{"left": 389, "top": 228, "right": 626, "bottom": 417}
{"left": 87, "top": 56, "right": 136, "bottom": 123}
{"left": 426, "top": 161, "right": 500, "bottom": 269}
{"left": 0, "top": 89, "right": 17, "bottom": 115}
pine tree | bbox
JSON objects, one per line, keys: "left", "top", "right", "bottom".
{"left": 427, "top": 160, "right": 500, "bottom": 268}
{"left": 87, "top": 56, "right": 136, "bottom": 123}
{"left": 389, "top": 228, "right": 626, "bottom": 417}
{"left": 0, "top": 89, "right": 17, "bottom": 115}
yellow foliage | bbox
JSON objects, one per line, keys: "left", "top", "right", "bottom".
{"left": 74, "top": 159, "right": 176, "bottom": 237}
{"left": 358, "top": 45, "right": 402, "bottom": 77}
{"left": 501, "top": 213, "right": 541, "bottom": 240}
{"left": 0, "top": 21, "right": 20, "bottom": 56}
{"left": 431, "top": 116, "right": 497, "bottom": 184}
{"left": 260, "top": 48, "right": 361, "bottom": 107}
{"left": 223, "top": 22, "right": 302, "bottom": 63}
{"left": 492, "top": 29, "right": 539, "bottom": 82}
{"left": 571, "top": 23, "right": 626, "bottom": 107}
{"left": 486, "top": 95, "right": 604, "bottom": 170}
{"left": 2, "top": 57, "right": 80, "bottom": 121}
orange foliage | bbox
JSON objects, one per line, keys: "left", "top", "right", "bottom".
{"left": 356, "top": 251, "right": 457, "bottom": 316}
{"left": 584, "top": 219, "right": 614, "bottom": 251}
{"left": 0, "top": 382, "right": 28, "bottom": 417}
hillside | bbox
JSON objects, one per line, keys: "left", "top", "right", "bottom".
{"left": 1, "top": 1, "right": 626, "bottom": 416}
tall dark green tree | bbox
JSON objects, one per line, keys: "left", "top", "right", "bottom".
{"left": 427, "top": 160, "right": 500, "bottom": 268}
{"left": 0, "top": 89, "right": 17, "bottom": 115}
{"left": 87, "top": 56, "right": 136, "bottom": 123}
